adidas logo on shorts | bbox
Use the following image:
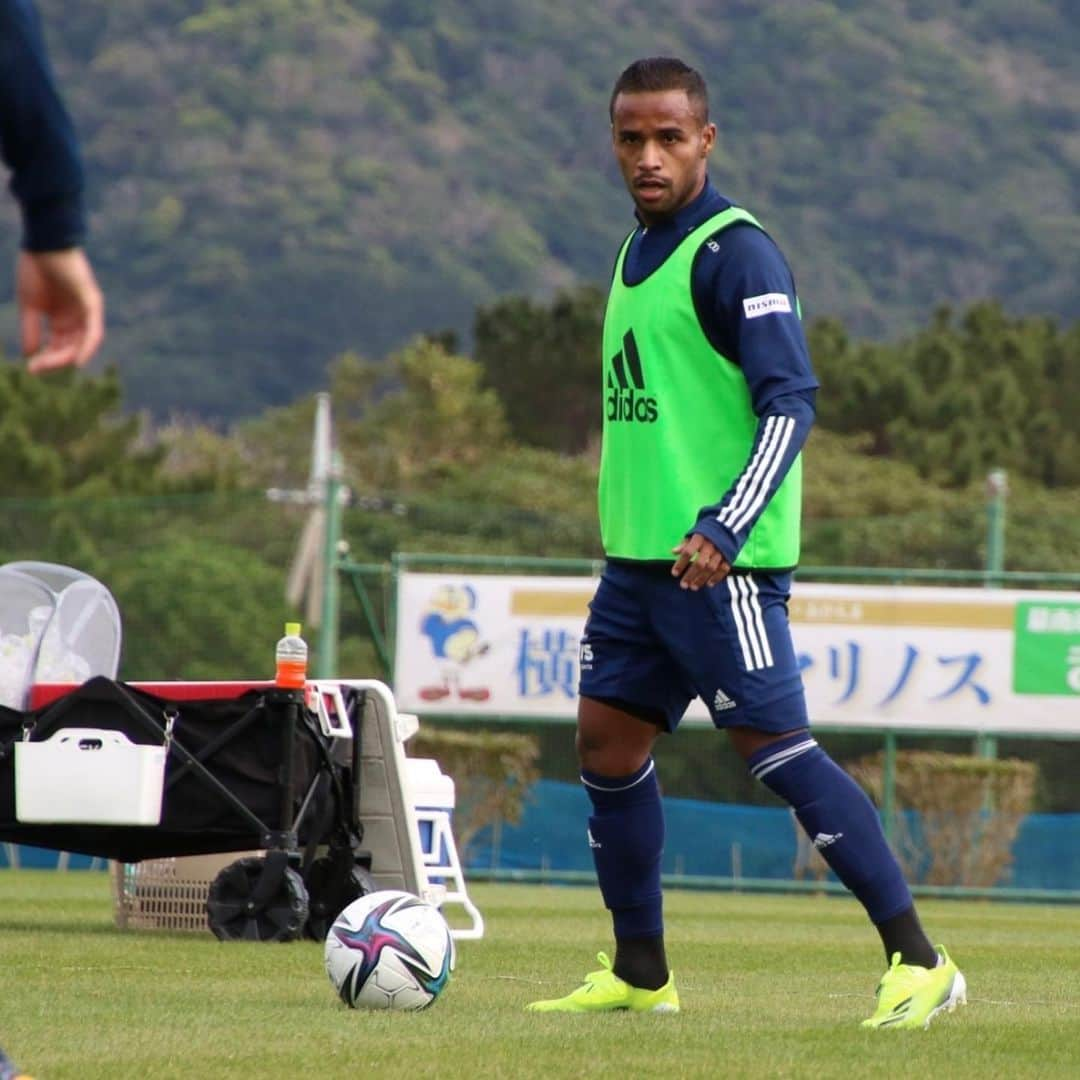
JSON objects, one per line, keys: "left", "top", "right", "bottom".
{"left": 713, "top": 687, "right": 737, "bottom": 712}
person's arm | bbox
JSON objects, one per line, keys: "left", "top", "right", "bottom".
{"left": 1, "top": 0, "right": 103, "bottom": 370}
{"left": 0, "top": 0, "right": 86, "bottom": 250}
{"left": 689, "top": 387, "right": 815, "bottom": 559}
{"left": 672, "top": 224, "right": 818, "bottom": 587}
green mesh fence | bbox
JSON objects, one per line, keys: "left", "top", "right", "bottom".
{"left": 1, "top": 492, "right": 1077, "bottom": 813}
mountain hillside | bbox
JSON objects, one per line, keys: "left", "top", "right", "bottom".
{"left": 1, "top": 0, "right": 1077, "bottom": 418}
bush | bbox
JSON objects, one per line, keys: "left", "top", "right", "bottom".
{"left": 849, "top": 750, "right": 1037, "bottom": 887}
{"left": 409, "top": 727, "right": 540, "bottom": 860}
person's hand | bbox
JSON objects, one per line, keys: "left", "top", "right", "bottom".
{"left": 16, "top": 248, "right": 105, "bottom": 373}
{"left": 671, "top": 532, "right": 731, "bottom": 590}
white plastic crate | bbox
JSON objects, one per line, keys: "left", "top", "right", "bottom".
{"left": 15, "top": 727, "right": 166, "bottom": 825}
{"left": 405, "top": 755, "right": 484, "bottom": 940}
{"left": 407, "top": 756, "right": 456, "bottom": 864}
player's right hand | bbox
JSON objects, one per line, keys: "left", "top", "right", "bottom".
{"left": 17, "top": 248, "right": 105, "bottom": 373}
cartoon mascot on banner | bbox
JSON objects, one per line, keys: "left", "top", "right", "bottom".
{"left": 418, "top": 584, "right": 491, "bottom": 702}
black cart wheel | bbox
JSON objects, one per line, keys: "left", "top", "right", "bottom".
{"left": 206, "top": 854, "right": 310, "bottom": 942}
{"left": 303, "top": 857, "right": 377, "bottom": 941}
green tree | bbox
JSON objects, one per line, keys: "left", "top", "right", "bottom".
{"left": 0, "top": 363, "right": 164, "bottom": 496}
{"left": 806, "top": 318, "right": 912, "bottom": 456}
{"left": 474, "top": 286, "right": 605, "bottom": 454}
{"left": 808, "top": 303, "right": 1079, "bottom": 490}
{"left": 1020, "top": 314, "right": 1080, "bottom": 488}
{"left": 11, "top": 0, "right": 1079, "bottom": 422}
{"left": 334, "top": 337, "right": 509, "bottom": 491}
{"left": 106, "top": 535, "right": 290, "bottom": 681}
{"left": 232, "top": 338, "right": 600, "bottom": 562}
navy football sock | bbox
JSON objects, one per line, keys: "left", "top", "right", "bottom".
{"left": 747, "top": 733, "right": 934, "bottom": 965}
{"left": 581, "top": 758, "right": 666, "bottom": 986}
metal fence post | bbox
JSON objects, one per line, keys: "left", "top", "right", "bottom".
{"left": 986, "top": 469, "right": 1008, "bottom": 585}
{"left": 883, "top": 730, "right": 897, "bottom": 845}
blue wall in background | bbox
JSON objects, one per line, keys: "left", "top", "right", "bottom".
{"left": 0, "top": 846, "right": 102, "bottom": 870}
{"left": 467, "top": 779, "right": 1080, "bottom": 892}
{"left": 5, "top": 779, "right": 1079, "bottom": 891}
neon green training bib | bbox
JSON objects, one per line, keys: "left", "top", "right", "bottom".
{"left": 598, "top": 207, "right": 802, "bottom": 568}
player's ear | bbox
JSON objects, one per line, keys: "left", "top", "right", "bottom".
{"left": 701, "top": 123, "right": 717, "bottom": 157}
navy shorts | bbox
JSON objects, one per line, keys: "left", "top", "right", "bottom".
{"left": 578, "top": 561, "right": 808, "bottom": 732}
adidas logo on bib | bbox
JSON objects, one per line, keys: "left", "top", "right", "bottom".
{"left": 607, "top": 329, "right": 658, "bottom": 423}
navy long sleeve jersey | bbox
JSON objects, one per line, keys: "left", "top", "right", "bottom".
{"left": 620, "top": 180, "right": 819, "bottom": 566}
{"left": 0, "top": 0, "right": 85, "bottom": 250}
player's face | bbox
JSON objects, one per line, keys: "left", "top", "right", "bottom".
{"left": 611, "top": 89, "right": 716, "bottom": 225}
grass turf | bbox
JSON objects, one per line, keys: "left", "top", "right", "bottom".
{"left": 1, "top": 870, "right": 1078, "bottom": 1078}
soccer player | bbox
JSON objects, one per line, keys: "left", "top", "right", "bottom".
{"left": 0, "top": 1043, "right": 31, "bottom": 1080}
{"left": 1, "top": 0, "right": 105, "bottom": 373}
{"left": 527, "top": 57, "right": 966, "bottom": 1029}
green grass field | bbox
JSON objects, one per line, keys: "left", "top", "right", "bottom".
{"left": 1, "top": 870, "right": 1078, "bottom": 1079}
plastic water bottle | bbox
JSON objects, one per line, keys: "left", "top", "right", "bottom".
{"left": 275, "top": 622, "right": 308, "bottom": 688}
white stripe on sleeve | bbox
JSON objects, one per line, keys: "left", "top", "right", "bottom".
{"left": 724, "top": 416, "right": 795, "bottom": 536}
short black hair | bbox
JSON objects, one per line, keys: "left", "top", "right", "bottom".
{"left": 609, "top": 57, "right": 709, "bottom": 124}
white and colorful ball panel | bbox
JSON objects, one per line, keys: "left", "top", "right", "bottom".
{"left": 324, "top": 889, "right": 454, "bottom": 1011}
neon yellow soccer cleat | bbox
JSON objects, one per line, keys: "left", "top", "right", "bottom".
{"left": 862, "top": 946, "right": 967, "bottom": 1030}
{"left": 526, "top": 952, "right": 680, "bottom": 1014}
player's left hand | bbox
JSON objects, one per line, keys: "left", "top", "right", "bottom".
{"left": 671, "top": 533, "right": 731, "bottom": 591}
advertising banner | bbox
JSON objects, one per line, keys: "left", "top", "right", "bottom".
{"left": 393, "top": 573, "right": 1080, "bottom": 734}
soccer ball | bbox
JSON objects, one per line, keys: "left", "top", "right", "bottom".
{"left": 324, "top": 890, "right": 454, "bottom": 1010}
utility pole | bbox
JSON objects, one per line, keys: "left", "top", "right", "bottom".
{"left": 268, "top": 393, "right": 349, "bottom": 678}
{"left": 317, "top": 451, "right": 345, "bottom": 678}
